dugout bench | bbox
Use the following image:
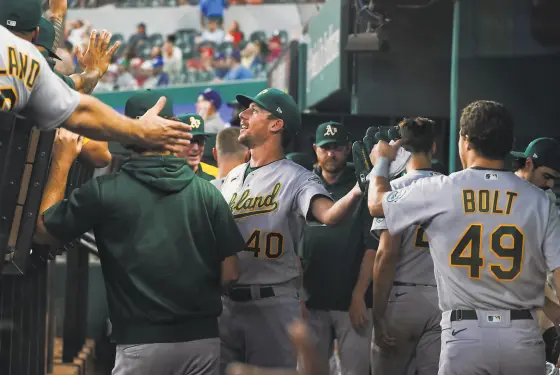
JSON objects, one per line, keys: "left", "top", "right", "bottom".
{"left": 0, "top": 112, "right": 98, "bottom": 375}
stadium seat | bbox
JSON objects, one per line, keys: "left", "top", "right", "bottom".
{"left": 274, "top": 29, "right": 289, "bottom": 45}
{"left": 250, "top": 30, "right": 267, "bottom": 43}
{"left": 137, "top": 41, "right": 153, "bottom": 59}
{"left": 217, "top": 41, "right": 234, "bottom": 55}
{"left": 111, "top": 33, "right": 125, "bottom": 45}
{"left": 149, "top": 33, "right": 164, "bottom": 47}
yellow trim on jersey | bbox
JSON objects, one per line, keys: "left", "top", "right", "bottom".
{"left": 82, "top": 137, "right": 91, "bottom": 145}
{"left": 200, "top": 162, "right": 218, "bottom": 177}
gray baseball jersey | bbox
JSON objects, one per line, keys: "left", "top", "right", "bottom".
{"left": 0, "top": 25, "right": 80, "bottom": 129}
{"left": 371, "top": 170, "right": 441, "bottom": 286}
{"left": 381, "top": 167, "right": 560, "bottom": 311}
{"left": 211, "top": 177, "right": 224, "bottom": 191}
{"left": 220, "top": 159, "right": 332, "bottom": 285}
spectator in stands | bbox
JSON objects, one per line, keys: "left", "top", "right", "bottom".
{"left": 199, "top": 0, "right": 228, "bottom": 27}
{"left": 93, "top": 64, "right": 117, "bottom": 93}
{"left": 143, "top": 58, "right": 169, "bottom": 89}
{"left": 213, "top": 52, "right": 229, "bottom": 79}
{"left": 211, "top": 127, "right": 250, "bottom": 189}
{"left": 240, "top": 42, "right": 264, "bottom": 73}
{"left": 162, "top": 35, "right": 183, "bottom": 84}
{"left": 176, "top": 114, "right": 215, "bottom": 181}
{"left": 187, "top": 46, "right": 215, "bottom": 73}
{"left": 198, "top": 19, "right": 226, "bottom": 45}
{"left": 224, "top": 50, "right": 253, "bottom": 81}
{"left": 67, "top": 19, "right": 90, "bottom": 50}
{"left": 225, "top": 20, "right": 244, "bottom": 48}
{"left": 197, "top": 89, "right": 226, "bottom": 133}
{"left": 267, "top": 35, "right": 283, "bottom": 63}
{"left": 115, "top": 59, "right": 139, "bottom": 91}
{"left": 129, "top": 22, "right": 148, "bottom": 48}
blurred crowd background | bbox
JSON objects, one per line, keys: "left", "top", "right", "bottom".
{"left": 42, "top": 0, "right": 321, "bottom": 92}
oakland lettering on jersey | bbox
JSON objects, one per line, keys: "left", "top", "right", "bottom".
{"left": 1, "top": 46, "right": 40, "bottom": 90}
{"left": 462, "top": 189, "right": 518, "bottom": 215}
{"left": 229, "top": 183, "right": 281, "bottom": 219}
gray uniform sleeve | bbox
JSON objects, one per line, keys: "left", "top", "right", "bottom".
{"left": 370, "top": 217, "right": 388, "bottom": 240}
{"left": 381, "top": 175, "right": 449, "bottom": 236}
{"left": 25, "top": 58, "right": 80, "bottom": 130}
{"left": 543, "top": 199, "right": 560, "bottom": 272}
{"left": 294, "top": 171, "right": 333, "bottom": 226}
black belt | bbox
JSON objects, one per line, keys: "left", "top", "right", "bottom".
{"left": 450, "top": 309, "right": 533, "bottom": 322}
{"left": 225, "top": 286, "right": 275, "bottom": 302}
{"left": 394, "top": 281, "right": 436, "bottom": 288}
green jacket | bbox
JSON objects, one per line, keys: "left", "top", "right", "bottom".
{"left": 300, "top": 165, "right": 377, "bottom": 311}
{"left": 43, "top": 155, "right": 245, "bottom": 344}
{"left": 196, "top": 165, "right": 215, "bottom": 181}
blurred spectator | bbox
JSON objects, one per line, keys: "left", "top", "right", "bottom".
{"left": 129, "top": 22, "right": 148, "bottom": 47}
{"left": 115, "top": 59, "right": 139, "bottom": 91}
{"left": 143, "top": 58, "right": 169, "bottom": 89}
{"left": 267, "top": 35, "right": 283, "bottom": 62}
{"left": 240, "top": 42, "right": 264, "bottom": 72}
{"left": 198, "top": 19, "right": 226, "bottom": 45}
{"left": 187, "top": 46, "right": 215, "bottom": 73}
{"left": 67, "top": 19, "right": 90, "bottom": 50}
{"left": 224, "top": 21, "right": 244, "bottom": 48}
{"left": 199, "top": 0, "right": 228, "bottom": 27}
{"left": 224, "top": 50, "right": 253, "bottom": 80}
{"left": 196, "top": 89, "right": 226, "bottom": 134}
{"left": 162, "top": 35, "right": 183, "bottom": 84}
{"left": 212, "top": 52, "right": 229, "bottom": 79}
{"left": 93, "top": 64, "right": 118, "bottom": 93}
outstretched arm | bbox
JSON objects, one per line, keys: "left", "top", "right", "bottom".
{"left": 310, "top": 186, "right": 362, "bottom": 226}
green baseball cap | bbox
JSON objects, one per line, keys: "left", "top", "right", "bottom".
{"left": 125, "top": 91, "right": 174, "bottom": 119}
{"left": 511, "top": 137, "right": 560, "bottom": 173}
{"left": 315, "top": 121, "right": 349, "bottom": 147}
{"left": 0, "top": 0, "right": 42, "bottom": 32}
{"left": 236, "top": 88, "right": 301, "bottom": 136}
{"left": 37, "top": 18, "right": 61, "bottom": 60}
{"left": 178, "top": 114, "right": 208, "bottom": 137}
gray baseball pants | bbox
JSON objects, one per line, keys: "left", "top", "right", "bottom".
{"left": 219, "top": 286, "right": 301, "bottom": 374}
{"left": 439, "top": 309, "right": 545, "bottom": 375}
{"left": 307, "top": 309, "right": 373, "bottom": 375}
{"left": 370, "top": 285, "right": 440, "bottom": 375}
{"left": 112, "top": 338, "right": 220, "bottom": 375}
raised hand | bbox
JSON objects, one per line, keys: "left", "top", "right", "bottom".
{"left": 75, "top": 29, "right": 121, "bottom": 77}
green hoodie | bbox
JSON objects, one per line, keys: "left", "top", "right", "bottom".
{"left": 43, "top": 155, "right": 245, "bottom": 345}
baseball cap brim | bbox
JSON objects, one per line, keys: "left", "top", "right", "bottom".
{"left": 316, "top": 139, "right": 340, "bottom": 147}
{"left": 510, "top": 151, "right": 527, "bottom": 159}
{"left": 236, "top": 94, "right": 279, "bottom": 119}
{"left": 192, "top": 131, "right": 211, "bottom": 137}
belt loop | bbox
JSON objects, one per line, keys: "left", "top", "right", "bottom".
{"left": 457, "top": 309, "right": 462, "bottom": 321}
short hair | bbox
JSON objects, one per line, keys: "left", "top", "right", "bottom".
{"left": 459, "top": 100, "right": 514, "bottom": 160}
{"left": 267, "top": 113, "right": 292, "bottom": 148}
{"left": 399, "top": 117, "right": 436, "bottom": 154}
{"left": 216, "top": 127, "right": 247, "bottom": 159}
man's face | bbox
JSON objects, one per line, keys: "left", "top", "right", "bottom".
{"left": 526, "top": 160, "right": 560, "bottom": 190}
{"left": 208, "top": 21, "right": 217, "bottom": 31}
{"left": 137, "top": 26, "right": 145, "bottom": 34}
{"left": 314, "top": 143, "right": 349, "bottom": 174}
{"left": 196, "top": 96, "right": 214, "bottom": 116}
{"left": 238, "top": 103, "right": 275, "bottom": 149}
{"left": 178, "top": 136, "right": 205, "bottom": 168}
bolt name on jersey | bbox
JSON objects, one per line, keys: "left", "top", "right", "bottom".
{"left": 1, "top": 46, "right": 40, "bottom": 91}
{"left": 462, "top": 189, "right": 519, "bottom": 215}
{"left": 229, "top": 182, "right": 281, "bottom": 219}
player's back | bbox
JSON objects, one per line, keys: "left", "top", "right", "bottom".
{"left": 390, "top": 170, "right": 441, "bottom": 286}
{"left": 424, "top": 168, "right": 554, "bottom": 311}
{"left": 0, "top": 25, "right": 43, "bottom": 112}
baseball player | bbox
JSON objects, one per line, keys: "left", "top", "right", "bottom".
{"left": 0, "top": 0, "right": 191, "bottom": 152}
{"left": 211, "top": 127, "right": 250, "bottom": 190}
{"left": 366, "top": 100, "right": 560, "bottom": 374}
{"left": 177, "top": 113, "right": 215, "bottom": 181}
{"left": 219, "top": 88, "right": 363, "bottom": 373}
{"left": 370, "top": 118, "right": 441, "bottom": 375}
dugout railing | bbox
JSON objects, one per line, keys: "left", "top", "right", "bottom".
{"left": 0, "top": 112, "right": 96, "bottom": 375}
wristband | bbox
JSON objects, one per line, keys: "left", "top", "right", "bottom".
{"left": 371, "top": 157, "right": 390, "bottom": 178}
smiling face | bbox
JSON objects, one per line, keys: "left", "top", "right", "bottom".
{"left": 238, "top": 102, "right": 282, "bottom": 149}
{"left": 314, "top": 142, "right": 350, "bottom": 174}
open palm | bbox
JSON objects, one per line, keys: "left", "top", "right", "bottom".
{"left": 75, "top": 29, "right": 120, "bottom": 76}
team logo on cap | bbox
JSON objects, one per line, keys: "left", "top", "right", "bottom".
{"left": 7, "top": 20, "right": 16, "bottom": 27}
{"left": 189, "top": 116, "right": 201, "bottom": 128}
{"left": 258, "top": 89, "right": 268, "bottom": 96}
{"left": 324, "top": 125, "right": 338, "bottom": 137}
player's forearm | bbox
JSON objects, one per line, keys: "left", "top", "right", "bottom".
{"left": 352, "top": 249, "right": 376, "bottom": 298}
{"left": 368, "top": 176, "right": 391, "bottom": 217}
{"left": 80, "top": 141, "right": 112, "bottom": 168}
{"left": 64, "top": 94, "right": 144, "bottom": 144}
{"left": 543, "top": 296, "right": 560, "bottom": 326}
{"left": 70, "top": 69, "right": 102, "bottom": 94}
{"left": 314, "top": 189, "right": 362, "bottom": 226}
{"left": 35, "top": 157, "right": 73, "bottom": 244}
{"left": 48, "top": 7, "right": 67, "bottom": 52}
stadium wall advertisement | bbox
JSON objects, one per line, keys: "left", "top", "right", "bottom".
{"left": 305, "top": 0, "right": 346, "bottom": 108}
